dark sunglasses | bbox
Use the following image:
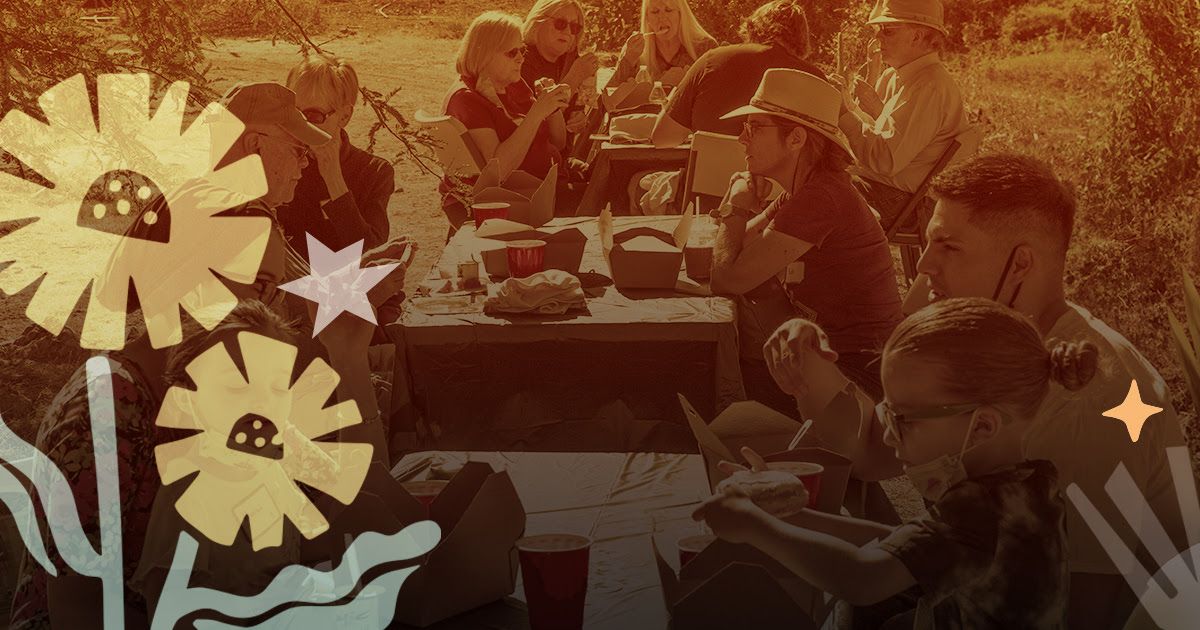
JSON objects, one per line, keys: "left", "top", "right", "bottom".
{"left": 549, "top": 17, "right": 583, "bottom": 35}
{"left": 504, "top": 45, "right": 528, "bottom": 59}
{"left": 252, "top": 277, "right": 282, "bottom": 306}
{"left": 301, "top": 107, "right": 335, "bottom": 125}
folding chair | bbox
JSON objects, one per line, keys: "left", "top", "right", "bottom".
{"left": 883, "top": 126, "right": 982, "bottom": 283}
{"left": 413, "top": 109, "right": 486, "bottom": 184}
{"left": 679, "top": 131, "right": 747, "bottom": 215}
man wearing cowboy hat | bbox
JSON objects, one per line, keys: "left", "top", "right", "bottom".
{"left": 839, "top": 0, "right": 970, "bottom": 235}
{"left": 709, "top": 68, "right": 904, "bottom": 412}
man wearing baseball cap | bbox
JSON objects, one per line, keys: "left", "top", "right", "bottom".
{"left": 708, "top": 68, "right": 904, "bottom": 413}
{"left": 216, "top": 82, "right": 332, "bottom": 209}
{"left": 838, "top": 0, "right": 970, "bottom": 236}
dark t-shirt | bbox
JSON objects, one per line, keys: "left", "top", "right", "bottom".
{"left": 665, "top": 43, "right": 828, "bottom": 136}
{"left": 444, "top": 77, "right": 560, "bottom": 181}
{"left": 766, "top": 168, "right": 904, "bottom": 355}
{"left": 876, "top": 460, "right": 1069, "bottom": 629}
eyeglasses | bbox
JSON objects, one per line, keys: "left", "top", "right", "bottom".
{"left": 549, "top": 17, "right": 583, "bottom": 35}
{"left": 875, "top": 24, "right": 908, "bottom": 37}
{"left": 301, "top": 107, "right": 335, "bottom": 125}
{"left": 252, "top": 277, "right": 282, "bottom": 306}
{"left": 256, "top": 133, "right": 310, "bottom": 162}
{"left": 741, "top": 121, "right": 795, "bottom": 138}
{"left": 876, "top": 401, "right": 1013, "bottom": 443}
{"left": 504, "top": 45, "right": 528, "bottom": 59}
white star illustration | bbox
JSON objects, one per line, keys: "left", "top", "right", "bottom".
{"left": 280, "top": 234, "right": 398, "bottom": 336}
{"left": 1103, "top": 380, "right": 1163, "bottom": 443}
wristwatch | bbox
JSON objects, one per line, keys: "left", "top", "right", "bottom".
{"left": 715, "top": 202, "right": 756, "bottom": 222}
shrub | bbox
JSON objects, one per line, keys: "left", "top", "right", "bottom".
{"left": 1002, "top": 4, "right": 1069, "bottom": 43}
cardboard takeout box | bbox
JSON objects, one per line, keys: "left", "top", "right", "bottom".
{"left": 473, "top": 159, "right": 556, "bottom": 228}
{"left": 677, "top": 394, "right": 851, "bottom": 515}
{"left": 471, "top": 219, "right": 587, "bottom": 277}
{"left": 599, "top": 208, "right": 693, "bottom": 289}
{"left": 651, "top": 534, "right": 829, "bottom": 629}
{"left": 320, "top": 461, "right": 526, "bottom": 628}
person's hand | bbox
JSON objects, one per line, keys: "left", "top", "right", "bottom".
{"left": 308, "top": 125, "right": 342, "bottom": 169}
{"left": 691, "top": 481, "right": 768, "bottom": 545}
{"left": 725, "top": 171, "right": 765, "bottom": 214}
{"left": 763, "top": 318, "right": 839, "bottom": 398}
{"left": 565, "top": 109, "right": 587, "bottom": 134}
{"left": 364, "top": 235, "right": 417, "bottom": 267}
{"left": 309, "top": 299, "right": 375, "bottom": 354}
{"left": 563, "top": 52, "right": 599, "bottom": 91}
{"left": 854, "top": 78, "right": 885, "bottom": 119}
{"left": 619, "top": 32, "right": 645, "bottom": 68}
{"left": 864, "top": 44, "right": 883, "bottom": 85}
{"left": 529, "top": 84, "right": 571, "bottom": 121}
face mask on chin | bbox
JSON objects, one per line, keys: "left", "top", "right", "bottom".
{"left": 903, "top": 412, "right": 983, "bottom": 503}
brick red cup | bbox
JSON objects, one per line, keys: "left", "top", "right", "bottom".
{"left": 472, "top": 202, "right": 510, "bottom": 229}
{"left": 516, "top": 534, "right": 593, "bottom": 630}
{"left": 766, "top": 462, "right": 823, "bottom": 509}
{"left": 400, "top": 480, "right": 449, "bottom": 514}
{"left": 676, "top": 534, "right": 716, "bottom": 568}
{"left": 506, "top": 239, "right": 547, "bottom": 278}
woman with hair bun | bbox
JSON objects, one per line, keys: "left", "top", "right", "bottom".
{"left": 695, "top": 297, "right": 1094, "bottom": 628}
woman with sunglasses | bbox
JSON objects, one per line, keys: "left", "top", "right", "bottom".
{"left": 522, "top": 0, "right": 598, "bottom": 135}
{"left": 695, "top": 297, "right": 1095, "bottom": 629}
{"left": 607, "top": 0, "right": 717, "bottom": 89}
{"left": 441, "top": 11, "right": 572, "bottom": 230}
{"left": 279, "top": 55, "right": 392, "bottom": 262}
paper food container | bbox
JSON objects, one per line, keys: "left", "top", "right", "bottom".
{"left": 677, "top": 394, "right": 851, "bottom": 515}
{"left": 320, "top": 461, "right": 526, "bottom": 628}
{"left": 473, "top": 159, "right": 557, "bottom": 228}
{"left": 602, "top": 80, "right": 652, "bottom": 111}
{"left": 472, "top": 219, "right": 587, "bottom": 277}
{"left": 599, "top": 207, "right": 693, "bottom": 289}
{"left": 651, "top": 534, "right": 828, "bottom": 629}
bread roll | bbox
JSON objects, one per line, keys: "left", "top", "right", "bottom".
{"left": 716, "top": 470, "right": 810, "bottom": 518}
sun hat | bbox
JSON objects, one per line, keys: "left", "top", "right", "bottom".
{"left": 220, "top": 82, "right": 331, "bottom": 147}
{"left": 720, "top": 68, "right": 852, "bottom": 158}
{"left": 867, "top": 0, "right": 947, "bottom": 36}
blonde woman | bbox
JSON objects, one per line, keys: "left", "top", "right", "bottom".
{"left": 440, "top": 11, "right": 571, "bottom": 229}
{"left": 607, "top": 0, "right": 718, "bottom": 88}
{"left": 280, "top": 56, "right": 392, "bottom": 260}
{"left": 522, "top": 0, "right": 599, "bottom": 135}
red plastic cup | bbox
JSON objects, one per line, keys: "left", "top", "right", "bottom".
{"left": 516, "top": 534, "right": 592, "bottom": 630}
{"left": 506, "top": 239, "right": 547, "bottom": 278}
{"left": 676, "top": 534, "right": 716, "bottom": 568}
{"left": 767, "top": 462, "right": 823, "bottom": 509}
{"left": 473, "top": 202, "right": 510, "bottom": 229}
{"left": 400, "top": 480, "right": 449, "bottom": 514}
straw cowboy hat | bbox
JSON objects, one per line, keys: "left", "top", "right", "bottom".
{"left": 720, "top": 68, "right": 853, "bottom": 158}
{"left": 867, "top": 0, "right": 948, "bottom": 36}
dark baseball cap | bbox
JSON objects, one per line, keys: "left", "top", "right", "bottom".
{"left": 220, "top": 82, "right": 331, "bottom": 147}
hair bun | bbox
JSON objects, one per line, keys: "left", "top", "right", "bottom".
{"left": 1049, "top": 341, "right": 1099, "bottom": 391}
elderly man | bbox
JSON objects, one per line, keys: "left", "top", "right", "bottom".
{"left": 707, "top": 68, "right": 903, "bottom": 413}
{"left": 651, "top": 0, "right": 826, "bottom": 148}
{"left": 766, "top": 153, "right": 1189, "bottom": 630}
{"left": 839, "top": 0, "right": 969, "bottom": 234}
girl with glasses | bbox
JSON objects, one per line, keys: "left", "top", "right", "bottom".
{"left": 441, "top": 11, "right": 573, "bottom": 231}
{"left": 607, "top": 0, "right": 717, "bottom": 89}
{"left": 695, "top": 297, "right": 1096, "bottom": 629}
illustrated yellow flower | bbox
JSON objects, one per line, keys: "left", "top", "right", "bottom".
{"left": 154, "top": 332, "right": 373, "bottom": 550}
{"left": 0, "top": 73, "right": 270, "bottom": 350}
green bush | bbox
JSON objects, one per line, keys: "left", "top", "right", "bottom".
{"left": 197, "top": 0, "right": 324, "bottom": 39}
{"left": 1002, "top": 4, "right": 1069, "bottom": 43}
{"left": 1087, "top": 0, "right": 1200, "bottom": 209}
